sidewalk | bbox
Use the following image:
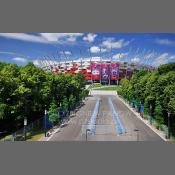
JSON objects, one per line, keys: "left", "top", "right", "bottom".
{"left": 39, "top": 127, "right": 61, "bottom": 141}
{"left": 39, "top": 116, "right": 73, "bottom": 141}
{"left": 117, "top": 95, "right": 168, "bottom": 141}
{"left": 38, "top": 101, "right": 85, "bottom": 141}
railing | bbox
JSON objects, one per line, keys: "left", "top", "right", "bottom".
{"left": 1, "top": 117, "right": 47, "bottom": 141}
{"left": 1, "top": 100, "right": 86, "bottom": 141}
{"left": 121, "top": 97, "right": 169, "bottom": 138}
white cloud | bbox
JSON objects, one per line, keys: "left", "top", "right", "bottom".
{"left": 113, "top": 53, "right": 128, "bottom": 60}
{"left": 83, "top": 33, "right": 97, "bottom": 42}
{"left": 155, "top": 38, "right": 175, "bottom": 46}
{"left": 33, "top": 59, "right": 41, "bottom": 66}
{"left": 0, "top": 51, "right": 18, "bottom": 55}
{"left": 12, "top": 57, "right": 27, "bottom": 63}
{"left": 169, "top": 55, "right": 175, "bottom": 60}
{"left": 131, "top": 57, "right": 140, "bottom": 63}
{"left": 59, "top": 51, "right": 72, "bottom": 56}
{"left": 0, "top": 51, "right": 29, "bottom": 58}
{"left": 40, "top": 33, "right": 83, "bottom": 43}
{"left": 64, "top": 51, "right": 71, "bottom": 55}
{"left": 90, "top": 46, "right": 106, "bottom": 53}
{"left": 101, "top": 38, "right": 130, "bottom": 49}
{"left": 0, "top": 33, "right": 47, "bottom": 43}
{"left": 153, "top": 53, "right": 170, "bottom": 66}
{"left": 0, "top": 33, "right": 84, "bottom": 44}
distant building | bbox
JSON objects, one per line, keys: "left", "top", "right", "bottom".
{"left": 39, "top": 57, "right": 154, "bottom": 85}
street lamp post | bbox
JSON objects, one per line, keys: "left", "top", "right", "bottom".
{"left": 134, "top": 129, "right": 139, "bottom": 141}
{"left": 89, "top": 87, "right": 91, "bottom": 96}
{"left": 168, "top": 112, "right": 171, "bottom": 139}
{"left": 149, "top": 104, "right": 153, "bottom": 125}
{"left": 24, "top": 117, "right": 27, "bottom": 141}
{"left": 44, "top": 109, "right": 47, "bottom": 137}
{"left": 86, "top": 129, "right": 91, "bottom": 141}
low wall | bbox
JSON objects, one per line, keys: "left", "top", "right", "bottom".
{"left": 90, "top": 90, "right": 117, "bottom": 96}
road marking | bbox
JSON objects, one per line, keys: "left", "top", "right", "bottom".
{"left": 108, "top": 97, "right": 126, "bottom": 134}
{"left": 87, "top": 98, "right": 100, "bottom": 134}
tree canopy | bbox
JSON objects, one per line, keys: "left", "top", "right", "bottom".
{"left": 0, "top": 62, "right": 87, "bottom": 133}
{"left": 118, "top": 62, "right": 175, "bottom": 132}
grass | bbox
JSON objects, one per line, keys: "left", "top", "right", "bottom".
{"left": 91, "top": 83, "right": 102, "bottom": 88}
{"left": 27, "top": 132, "right": 44, "bottom": 141}
{"left": 93, "top": 86, "right": 121, "bottom": 91}
{"left": 171, "top": 136, "right": 175, "bottom": 141}
{"left": 26, "top": 130, "right": 45, "bottom": 141}
{"left": 0, "top": 129, "right": 45, "bottom": 141}
{"left": 0, "top": 134, "right": 13, "bottom": 141}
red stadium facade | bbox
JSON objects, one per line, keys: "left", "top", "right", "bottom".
{"left": 40, "top": 58, "right": 154, "bottom": 85}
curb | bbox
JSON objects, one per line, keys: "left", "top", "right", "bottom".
{"left": 46, "top": 128, "right": 61, "bottom": 141}
{"left": 117, "top": 95, "right": 168, "bottom": 141}
{"left": 39, "top": 127, "right": 61, "bottom": 141}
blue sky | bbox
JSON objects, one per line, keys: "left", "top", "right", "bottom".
{"left": 0, "top": 33, "right": 175, "bottom": 67}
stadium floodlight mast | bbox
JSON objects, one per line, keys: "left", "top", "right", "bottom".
{"left": 79, "top": 49, "right": 83, "bottom": 69}
{"left": 109, "top": 46, "right": 113, "bottom": 85}
{"left": 48, "top": 55, "right": 55, "bottom": 67}
{"left": 51, "top": 53, "right": 58, "bottom": 66}
{"left": 70, "top": 51, "right": 74, "bottom": 65}
{"left": 99, "top": 47, "right": 103, "bottom": 84}
{"left": 47, "top": 55, "right": 55, "bottom": 71}
{"left": 148, "top": 51, "right": 157, "bottom": 68}
{"left": 40, "top": 57, "right": 47, "bottom": 70}
{"left": 46, "top": 54, "right": 53, "bottom": 66}
{"left": 55, "top": 50, "right": 60, "bottom": 67}
{"left": 125, "top": 55, "right": 128, "bottom": 79}
{"left": 38, "top": 57, "right": 45, "bottom": 68}
{"left": 144, "top": 50, "right": 153, "bottom": 70}
{"left": 56, "top": 50, "right": 62, "bottom": 67}
{"left": 42, "top": 60, "right": 49, "bottom": 71}
{"left": 41, "top": 59, "right": 47, "bottom": 67}
{"left": 46, "top": 55, "right": 53, "bottom": 66}
{"left": 143, "top": 49, "right": 151, "bottom": 69}
{"left": 128, "top": 47, "right": 132, "bottom": 64}
{"left": 63, "top": 51, "right": 68, "bottom": 69}
{"left": 43, "top": 56, "right": 51, "bottom": 71}
{"left": 146, "top": 50, "right": 156, "bottom": 70}
{"left": 141, "top": 48, "right": 146, "bottom": 64}
{"left": 88, "top": 47, "right": 93, "bottom": 84}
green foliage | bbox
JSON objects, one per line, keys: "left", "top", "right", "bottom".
{"left": 158, "top": 62, "right": 175, "bottom": 74}
{"left": 62, "top": 97, "right": 69, "bottom": 113}
{"left": 0, "top": 61, "right": 86, "bottom": 132}
{"left": 154, "top": 100, "right": 164, "bottom": 125}
{"left": 119, "top": 62, "right": 175, "bottom": 131}
{"left": 168, "top": 98, "right": 175, "bottom": 114}
{"left": 69, "top": 94, "right": 76, "bottom": 110}
{"left": 48, "top": 102, "right": 59, "bottom": 124}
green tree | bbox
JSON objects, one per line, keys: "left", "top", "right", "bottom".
{"left": 62, "top": 97, "right": 69, "bottom": 115}
{"left": 48, "top": 102, "right": 59, "bottom": 125}
{"left": 119, "top": 63, "right": 175, "bottom": 133}
{"left": 68, "top": 94, "right": 76, "bottom": 111}
{"left": 154, "top": 100, "right": 164, "bottom": 125}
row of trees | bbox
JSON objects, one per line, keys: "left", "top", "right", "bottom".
{"left": 118, "top": 62, "right": 175, "bottom": 132}
{"left": 0, "top": 62, "right": 88, "bottom": 133}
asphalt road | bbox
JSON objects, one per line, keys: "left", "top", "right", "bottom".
{"left": 49, "top": 96, "right": 97, "bottom": 141}
{"left": 49, "top": 94, "right": 163, "bottom": 141}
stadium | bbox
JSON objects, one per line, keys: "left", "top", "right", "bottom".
{"left": 38, "top": 55, "right": 155, "bottom": 85}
